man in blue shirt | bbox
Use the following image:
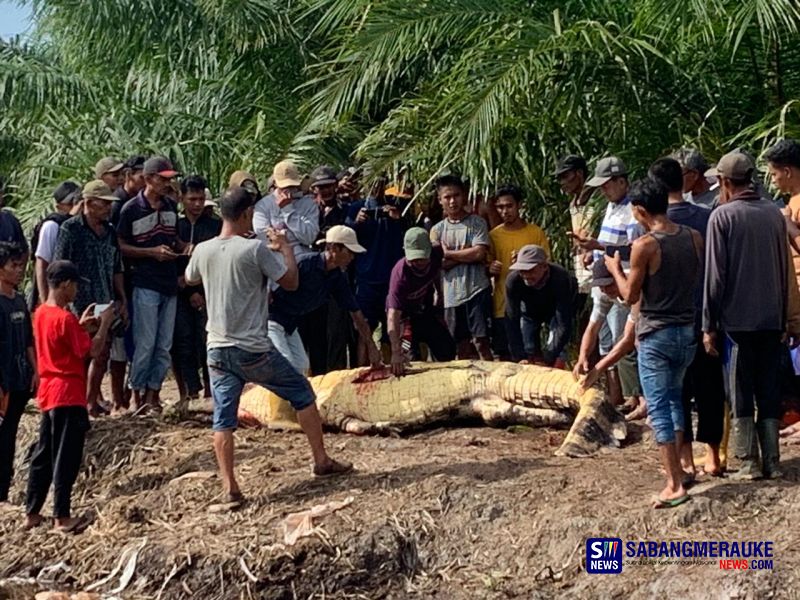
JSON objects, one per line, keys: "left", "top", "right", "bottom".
{"left": 268, "top": 225, "right": 382, "bottom": 373}
{"left": 346, "top": 181, "right": 407, "bottom": 361}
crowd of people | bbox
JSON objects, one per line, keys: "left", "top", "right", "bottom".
{"left": 2, "top": 138, "right": 800, "bottom": 527}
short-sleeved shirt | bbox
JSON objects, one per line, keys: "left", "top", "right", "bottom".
{"left": 489, "top": 223, "right": 550, "bottom": 318}
{"left": 593, "top": 197, "right": 640, "bottom": 262}
{"left": 35, "top": 220, "right": 60, "bottom": 263}
{"left": 430, "top": 214, "right": 490, "bottom": 308}
{"left": 270, "top": 253, "right": 360, "bottom": 334}
{"left": 186, "top": 236, "right": 287, "bottom": 353}
{"left": 54, "top": 214, "right": 123, "bottom": 314}
{"left": 0, "top": 292, "right": 33, "bottom": 392}
{"left": 34, "top": 303, "right": 92, "bottom": 412}
{"left": 117, "top": 192, "right": 180, "bottom": 296}
{"left": 0, "top": 209, "right": 27, "bottom": 251}
{"left": 386, "top": 246, "right": 444, "bottom": 315}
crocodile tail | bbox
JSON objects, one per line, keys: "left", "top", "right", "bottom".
{"left": 555, "top": 390, "right": 627, "bottom": 457}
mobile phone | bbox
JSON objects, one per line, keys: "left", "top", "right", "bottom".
{"left": 605, "top": 245, "right": 632, "bottom": 261}
{"left": 93, "top": 303, "right": 112, "bottom": 317}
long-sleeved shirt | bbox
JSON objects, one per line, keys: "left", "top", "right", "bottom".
{"left": 504, "top": 264, "right": 577, "bottom": 363}
{"left": 253, "top": 193, "right": 319, "bottom": 258}
{"left": 703, "top": 189, "right": 787, "bottom": 333}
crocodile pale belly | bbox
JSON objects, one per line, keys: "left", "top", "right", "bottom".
{"left": 238, "top": 360, "right": 627, "bottom": 457}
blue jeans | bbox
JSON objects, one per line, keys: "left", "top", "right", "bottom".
{"left": 129, "top": 287, "right": 177, "bottom": 392}
{"left": 267, "top": 321, "right": 310, "bottom": 374}
{"left": 206, "top": 345, "right": 315, "bottom": 431}
{"left": 638, "top": 324, "right": 696, "bottom": 444}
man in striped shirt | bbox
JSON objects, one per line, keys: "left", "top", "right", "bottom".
{"left": 118, "top": 156, "right": 188, "bottom": 413}
{"left": 571, "top": 157, "right": 643, "bottom": 412}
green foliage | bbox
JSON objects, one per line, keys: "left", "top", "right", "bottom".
{"left": 2, "top": 0, "right": 800, "bottom": 265}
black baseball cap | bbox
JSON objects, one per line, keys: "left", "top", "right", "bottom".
{"left": 591, "top": 260, "right": 615, "bottom": 287}
{"left": 554, "top": 155, "right": 588, "bottom": 177}
{"left": 123, "top": 155, "right": 146, "bottom": 171}
{"left": 143, "top": 156, "right": 180, "bottom": 178}
{"left": 53, "top": 181, "right": 81, "bottom": 205}
{"left": 310, "top": 165, "right": 338, "bottom": 187}
{"left": 46, "top": 260, "right": 90, "bottom": 285}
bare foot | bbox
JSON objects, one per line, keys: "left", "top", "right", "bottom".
{"left": 54, "top": 515, "right": 87, "bottom": 533}
{"left": 88, "top": 402, "right": 109, "bottom": 418}
{"left": 619, "top": 397, "right": 639, "bottom": 414}
{"left": 24, "top": 514, "right": 45, "bottom": 530}
{"left": 625, "top": 399, "right": 647, "bottom": 421}
{"left": 313, "top": 458, "right": 354, "bottom": 478}
{"left": 703, "top": 448, "right": 723, "bottom": 476}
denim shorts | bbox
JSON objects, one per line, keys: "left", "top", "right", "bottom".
{"left": 206, "top": 345, "right": 315, "bottom": 431}
{"left": 637, "top": 324, "right": 696, "bottom": 444}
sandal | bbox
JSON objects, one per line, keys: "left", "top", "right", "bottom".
{"left": 653, "top": 494, "right": 691, "bottom": 509}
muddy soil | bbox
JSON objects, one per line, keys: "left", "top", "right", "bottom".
{"left": 1, "top": 382, "right": 798, "bottom": 599}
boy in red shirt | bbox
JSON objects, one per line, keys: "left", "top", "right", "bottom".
{"left": 25, "top": 261, "right": 113, "bottom": 532}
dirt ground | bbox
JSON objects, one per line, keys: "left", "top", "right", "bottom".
{"left": 1, "top": 380, "right": 799, "bottom": 600}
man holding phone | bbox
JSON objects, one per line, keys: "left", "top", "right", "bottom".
{"left": 253, "top": 160, "right": 320, "bottom": 258}
{"left": 118, "top": 157, "right": 187, "bottom": 413}
{"left": 571, "top": 156, "right": 643, "bottom": 413}
{"left": 54, "top": 180, "right": 126, "bottom": 416}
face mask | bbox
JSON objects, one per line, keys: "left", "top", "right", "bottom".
{"left": 682, "top": 191, "right": 693, "bottom": 203}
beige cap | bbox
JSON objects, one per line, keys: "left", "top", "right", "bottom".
{"left": 229, "top": 170, "right": 257, "bottom": 188}
{"left": 272, "top": 160, "right": 302, "bottom": 188}
{"left": 94, "top": 157, "right": 124, "bottom": 179}
{"left": 82, "top": 179, "right": 118, "bottom": 201}
{"left": 319, "top": 225, "right": 366, "bottom": 253}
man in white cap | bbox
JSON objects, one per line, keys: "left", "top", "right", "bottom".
{"left": 253, "top": 160, "right": 319, "bottom": 258}
{"left": 268, "top": 225, "right": 382, "bottom": 374}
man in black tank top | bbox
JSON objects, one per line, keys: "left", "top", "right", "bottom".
{"left": 605, "top": 179, "right": 703, "bottom": 509}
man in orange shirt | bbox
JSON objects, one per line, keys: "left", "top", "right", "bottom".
{"left": 766, "top": 139, "right": 800, "bottom": 286}
{"left": 488, "top": 185, "right": 550, "bottom": 360}
{"left": 25, "top": 261, "right": 114, "bottom": 533}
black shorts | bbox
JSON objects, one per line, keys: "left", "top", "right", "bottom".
{"left": 444, "top": 287, "right": 492, "bottom": 342}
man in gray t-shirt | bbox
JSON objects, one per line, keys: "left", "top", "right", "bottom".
{"left": 186, "top": 187, "right": 352, "bottom": 509}
{"left": 429, "top": 175, "right": 493, "bottom": 361}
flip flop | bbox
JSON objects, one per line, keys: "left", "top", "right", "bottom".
{"left": 653, "top": 494, "right": 691, "bottom": 509}
{"left": 681, "top": 473, "right": 697, "bottom": 488}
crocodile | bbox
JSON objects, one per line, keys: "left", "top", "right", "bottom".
{"left": 238, "top": 360, "right": 627, "bottom": 457}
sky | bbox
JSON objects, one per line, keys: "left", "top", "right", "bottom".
{"left": 0, "top": 1, "right": 32, "bottom": 40}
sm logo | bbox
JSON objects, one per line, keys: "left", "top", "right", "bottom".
{"left": 586, "top": 538, "right": 623, "bottom": 574}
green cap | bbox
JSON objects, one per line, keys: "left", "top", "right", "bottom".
{"left": 403, "top": 227, "right": 432, "bottom": 261}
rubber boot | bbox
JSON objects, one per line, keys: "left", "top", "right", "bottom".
{"left": 757, "top": 419, "right": 783, "bottom": 479}
{"left": 730, "top": 417, "right": 762, "bottom": 480}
